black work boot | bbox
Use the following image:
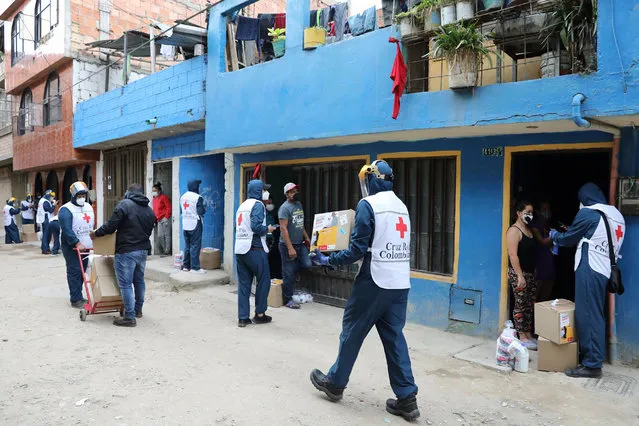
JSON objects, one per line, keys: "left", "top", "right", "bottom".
{"left": 565, "top": 365, "right": 602, "bottom": 379}
{"left": 71, "top": 300, "right": 85, "bottom": 308}
{"left": 310, "top": 369, "right": 344, "bottom": 401}
{"left": 386, "top": 393, "right": 420, "bottom": 421}
{"left": 113, "top": 318, "right": 137, "bottom": 327}
{"left": 252, "top": 314, "right": 272, "bottom": 324}
{"left": 135, "top": 309, "right": 143, "bottom": 318}
{"left": 238, "top": 318, "right": 252, "bottom": 328}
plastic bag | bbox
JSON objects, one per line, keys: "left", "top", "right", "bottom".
{"left": 37, "top": 231, "right": 43, "bottom": 241}
{"left": 173, "top": 252, "right": 184, "bottom": 270}
{"left": 495, "top": 320, "right": 517, "bottom": 367}
{"left": 507, "top": 340, "right": 529, "bottom": 373}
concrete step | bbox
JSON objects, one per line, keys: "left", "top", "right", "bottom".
{"left": 144, "top": 255, "right": 230, "bottom": 291}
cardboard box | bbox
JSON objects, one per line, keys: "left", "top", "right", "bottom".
{"left": 310, "top": 210, "right": 356, "bottom": 252}
{"left": 534, "top": 299, "right": 576, "bottom": 344}
{"left": 538, "top": 337, "right": 579, "bottom": 372}
{"left": 93, "top": 231, "right": 116, "bottom": 255}
{"left": 200, "top": 247, "right": 221, "bottom": 270}
{"left": 90, "top": 257, "right": 122, "bottom": 304}
{"left": 268, "top": 279, "right": 283, "bottom": 308}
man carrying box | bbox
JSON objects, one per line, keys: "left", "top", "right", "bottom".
{"left": 278, "top": 182, "right": 312, "bottom": 309}
{"left": 310, "top": 160, "right": 420, "bottom": 421}
{"left": 59, "top": 182, "right": 93, "bottom": 308}
{"left": 91, "top": 184, "right": 156, "bottom": 327}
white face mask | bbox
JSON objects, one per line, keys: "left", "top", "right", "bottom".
{"left": 266, "top": 204, "right": 275, "bottom": 212}
{"left": 262, "top": 190, "right": 270, "bottom": 201}
{"left": 76, "top": 197, "right": 86, "bottom": 206}
{"left": 579, "top": 203, "right": 584, "bottom": 209}
{"left": 152, "top": 191, "right": 158, "bottom": 197}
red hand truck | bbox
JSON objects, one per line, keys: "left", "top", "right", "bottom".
{"left": 76, "top": 248, "right": 124, "bottom": 321}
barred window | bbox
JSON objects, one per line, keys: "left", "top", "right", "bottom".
{"left": 18, "top": 89, "right": 34, "bottom": 135}
{"left": 44, "top": 72, "right": 61, "bottom": 126}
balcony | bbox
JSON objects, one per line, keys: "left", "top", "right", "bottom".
{"left": 205, "top": 0, "right": 639, "bottom": 153}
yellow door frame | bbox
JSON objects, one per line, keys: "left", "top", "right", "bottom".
{"left": 239, "top": 155, "right": 371, "bottom": 201}
{"left": 499, "top": 142, "right": 614, "bottom": 328}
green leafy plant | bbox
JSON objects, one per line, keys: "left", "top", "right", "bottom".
{"left": 426, "top": 22, "right": 496, "bottom": 67}
{"left": 268, "top": 28, "right": 286, "bottom": 42}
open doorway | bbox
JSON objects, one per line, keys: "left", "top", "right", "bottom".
{"left": 62, "top": 167, "right": 78, "bottom": 204}
{"left": 153, "top": 161, "right": 173, "bottom": 201}
{"left": 507, "top": 147, "right": 611, "bottom": 317}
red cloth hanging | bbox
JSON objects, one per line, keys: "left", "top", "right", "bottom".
{"left": 389, "top": 37, "right": 407, "bottom": 120}
{"left": 274, "top": 13, "right": 286, "bottom": 29}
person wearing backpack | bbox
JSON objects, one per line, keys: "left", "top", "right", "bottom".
{"left": 550, "top": 183, "right": 625, "bottom": 379}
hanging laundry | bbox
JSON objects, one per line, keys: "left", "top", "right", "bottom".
{"left": 274, "top": 13, "right": 286, "bottom": 29}
{"left": 348, "top": 5, "right": 376, "bottom": 36}
{"left": 258, "top": 14, "right": 276, "bottom": 60}
{"left": 236, "top": 16, "right": 260, "bottom": 41}
{"left": 310, "top": 10, "right": 318, "bottom": 27}
{"left": 332, "top": 2, "right": 348, "bottom": 42}
{"left": 389, "top": 37, "right": 407, "bottom": 120}
{"left": 320, "top": 7, "right": 330, "bottom": 29}
{"left": 160, "top": 44, "right": 176, "bottom": 60}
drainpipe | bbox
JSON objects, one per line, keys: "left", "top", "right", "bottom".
{"left": 571, "top": 92, "right": 621, "bottom": 364}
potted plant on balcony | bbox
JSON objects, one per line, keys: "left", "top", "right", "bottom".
{"left": 268, "top": 28, "right": 286, "bottom": 58}
{"left": 395, "top": 7, "right": 423, "bottom": 38}
{"left": 416, "top": 0, "right": 442, "bottom": 32}
{"left": 456, "top": 0, "right": 474, "bottom": 21}
{"left": 426, "top": 22, "right": 495, "bottom": 89}
{"left": 441, "top": 0, "right": 456, "bottom": 25}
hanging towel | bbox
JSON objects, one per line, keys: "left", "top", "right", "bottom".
{"left": 363, "top": 6, "right": 377, "bottom": 34}
{"left": 310, "top": 10, "right": 318, "bottom": 27}
{"left": 236, "top": 16, "right": 260, "bottom": 41}
{"left": 332, "top": 2, "right": 348, "bottom": 42}
{"left": 274, "top": 13, "right": 286, "bottom": 29}
{"left": 389, "top": 37, "right": 407, "bottom": 120}
{"left": 320, "top": 7, "right": 330, "bottom": 29}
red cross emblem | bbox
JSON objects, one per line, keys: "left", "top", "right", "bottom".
{"left": 183, "top": 201, "right": 190, "bottom": 210}
{"left": 615, "top": 225, "right": 624, "bottom": 241}
{"left": 237, "top": 214, "right": 243, "bottom": 226}
{"left": 83, "top": 214, "right": 91, "bottom": 224}
{"left": 395, "top": 217, "right": 408, "bottom": 239}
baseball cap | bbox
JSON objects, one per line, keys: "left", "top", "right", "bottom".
{"left": 284, "top": 183, "right": 299, "bottom": 194}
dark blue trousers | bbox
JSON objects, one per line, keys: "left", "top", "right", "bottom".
{"left": 61, "top": 244, "right": 88, "bottom": 303}
{"left": 49, "top": 221, "right": 60, "bottom": 254}
{"left": 575, "top": 247, "right": 608, "bottom": 369}
{"left": 4, "top": 223, "right": 21, "bottom": 244}
{"left": 183, "top": 222, "right": 203, "bottom": 271}
{"left": 327, "top": 256, "right": 418, "bottom": 399}
{"left": 41, "top": 221, "right": 52, "bottom": 253}
{"left": 236, "top": 249, "right": 270, "bottom": 320}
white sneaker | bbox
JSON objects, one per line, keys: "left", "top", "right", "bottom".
{"left": 190, "top": 269, "right": 206, "bottom": 274}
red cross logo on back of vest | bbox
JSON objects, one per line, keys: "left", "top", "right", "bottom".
{"left": 83, "top": 213, "right": 91, "bottom": 224}
{"left": 616, "top": 225, "right": 624, "bottom": 241}
{"left": 238, "top": 213, "right": 243, "bottom": 227}
{"left": 183, "top": 201, "right": 190, "bottom": 210}
{"left": 396, "top": 217, "right": 408, "bottom": 239}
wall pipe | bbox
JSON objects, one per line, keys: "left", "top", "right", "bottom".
{"left": 572, "top": 92, "right": 621, "bottom": 364}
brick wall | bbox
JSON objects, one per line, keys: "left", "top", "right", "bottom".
{"left": 13, "top": 63, "right": 99, "bottom": 170}
{"left": 74, "top": 55, "right": 206, "bottom": 148}
{"left": 152, "top": 130, "right": 204, "bottom": 161}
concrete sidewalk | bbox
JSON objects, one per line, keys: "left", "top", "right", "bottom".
{"left": 144, "top": 255, "right": 230, "bottom": 291}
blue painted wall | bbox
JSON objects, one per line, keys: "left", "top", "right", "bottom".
{"left": 206, "top": 0, "right": 639, "bottom": 152}
{"left": 233, "top": 130, "right": 616, "bottom": 338}
{"left": 179, "top": 154, "right": 225, "bottom": 255}
{"left": 153, "top": 130, "right": 206, "bottom": 161}
{"left": 74, "top": 56, "right": 206, "bottom": 148}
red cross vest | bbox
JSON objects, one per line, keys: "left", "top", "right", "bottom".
{"left": 577, "top": 204, "right": 625, "bottom": 278}
{"left": 3, "top": 205, "right": 16, "bottom": 226}
{"left": 180, "top": 191, "right": 201, "bottom": 231}
{"left": 364, "top": 191, "right": 411, "bottom": 289}
{"left": 61, "top": 201, "right": 94, "bottom": 248}
{"left": 234, "top": 198, "right": 268, "bottom": 254}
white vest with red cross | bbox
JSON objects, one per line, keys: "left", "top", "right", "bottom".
{"left": 3, "top": 205, "right": 17, "bottom": 226}
{"left": 364, "top": 191, "right": 411, "bottom": 289}
{"left": 61, "top": 201, "right": 94, "bottom": 248}
{"left": 180, "top": 191, "right": 201, "bottom": 231}
{"left": 234, "top": 198, "right": 268, "bottom": 254}
{"left": 577, "top": 204, "right": 625, "bottom": 278}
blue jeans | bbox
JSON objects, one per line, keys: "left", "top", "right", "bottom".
{"left": 61, "top": 244, "right": 88, "bottom": 303}
{"left": 236, "top": 248, "right": 270, "bottom": 320}
{"left": 49, "top": 221, "right": 60, "bottom": 254}
{"left": 4, "top": 223, "right": 21, "bottom": 244}
{"left": 114, "top": 250, "right": 148, "bottom": 319}
{"left": 41, "top": 221, "right": 51, "bottom": 253}
{"left": 279, "top": 243, "right": 312, "bottom": 303}
{"left": 183, "top": 222, "right": 203, "bottom": 271}
{"left": 327, "top": 255, "right": 418, "bottom": 399}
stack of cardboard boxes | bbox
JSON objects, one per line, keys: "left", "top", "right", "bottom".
{"left": 535, "top": 299, "right": 579, "bottom": 372}
{"left": 89, "top": 233, "right": 122, "bottom": 308}
{"left": 310, "top": 210, "right": 356, "bottom": 253}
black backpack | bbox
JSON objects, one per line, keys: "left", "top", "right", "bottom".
{"left": 595, "top": 210, "right": 624, "bottom": 295}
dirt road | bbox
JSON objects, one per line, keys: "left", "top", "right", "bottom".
{"left": 0, "top": 244, "right": 636, "bottom": 425}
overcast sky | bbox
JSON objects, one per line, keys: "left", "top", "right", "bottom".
{"left": 349, "top": 0, "right": 383, "bottom": 15}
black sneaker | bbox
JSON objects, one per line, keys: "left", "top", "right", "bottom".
{"left": 238, "top": 318, "right": 252, "bottom": 328}
{"left": 252, "top": 314, "right": 272, "bottom": 324}
{"left": 113, "top": 318, "right": 137, "bottom": 327}
{"left": 386, "top": 393, "right": 420, "bottom": 421}
{"left": 565, "top": 365, "right": 602, "bottom": 379}
{"left": 71, "top": 300, "right": 86, "bottom": 308}
{"left": 310, "top": 369, "right": 344, "bottom": 402}
{"left": 135, "top": 310, "right": 143, "bottom": 318}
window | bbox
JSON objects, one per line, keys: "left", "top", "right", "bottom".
{"left": 385, "top": 156, "right": 458, "bottom": 275}
{"left": 18, "top": 89, "right": 34, "bottom": 135}
{"left": 35, "top": 0, "right": 58, "bottom": 46}
{"left": 43, "top": 72, "right": 61, "bottom": 125}
{"left": 11, "top": 13, "right": 25, "bottom": 65}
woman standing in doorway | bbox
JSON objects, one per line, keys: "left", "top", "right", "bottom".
{"left": 506, "top": 200, "right": 538, "bottom": 350}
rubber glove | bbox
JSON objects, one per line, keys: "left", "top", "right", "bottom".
{"left": 311, "top": 248, "right": 330, "bottom": 267}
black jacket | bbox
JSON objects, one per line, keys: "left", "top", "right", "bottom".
{"left": 95, "top": 192, "right": 156, "bottom": 254}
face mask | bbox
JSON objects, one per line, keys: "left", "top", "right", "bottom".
{"left": 266, "top": 204, "right": 275, "bottom": 212}
{"left": 152, "top": 191, "right": 158, "bottom": 198}
{"left": 522, "top": 213, "right": 533, "bottom": 224}
{"left": 262, "top": 190, "right": 270, "bottom": 201}
{"left": 579, "top": 203, "right": 584, "bottom": 209}
{"left": 76, "top": 197, "right": 86, "bottom": 206}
